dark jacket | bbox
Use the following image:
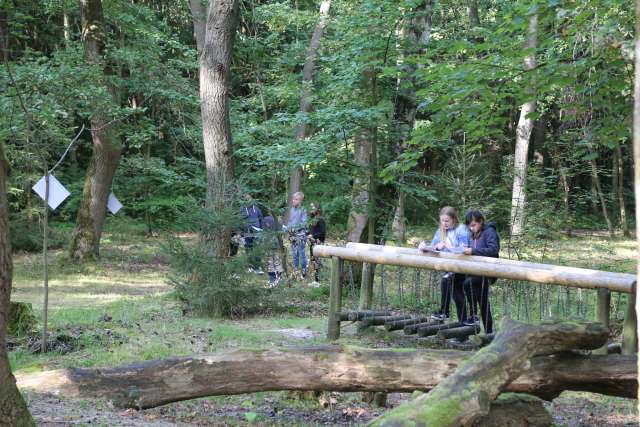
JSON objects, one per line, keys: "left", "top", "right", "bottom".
{"left": 241, "top": 204, "right": 263, "bottom": 234}
{"left": 310, "top": 216, "right": 326, "bottom": 242}
{"left": 470, "top": 221, "right": 500, "bottom": 258}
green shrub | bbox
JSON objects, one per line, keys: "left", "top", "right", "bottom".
{"left": 166, "top": 205, "right": 277, "bottom": 318}
{"left": 10, "top": 216, "right": 67, "bottom": 252}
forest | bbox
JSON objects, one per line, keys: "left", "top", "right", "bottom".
{"left": 1, "top": 0, "right": 639, "bottom": 426}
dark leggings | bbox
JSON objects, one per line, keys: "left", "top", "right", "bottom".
{"left": 463, "top": 276, "right": 493, "bottom": 333}
{"left": 440, "top": 273, "right": 467, "bottom": 322}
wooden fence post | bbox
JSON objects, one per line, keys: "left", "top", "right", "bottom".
{"left": 622, "top": 291, "right": 638, "bottom": 355}
{"left": 594, "top": 288, "right": 611, "bottom": 355}
{"left": 328, "top": 256, "right": 344, "bottom": 340}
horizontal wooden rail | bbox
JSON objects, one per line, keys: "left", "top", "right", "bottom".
{"left": 313, "top": 244, "right": 635, "bottom": 294}
{"left": 346, "top": 242, "right": 634, "bottom": 284}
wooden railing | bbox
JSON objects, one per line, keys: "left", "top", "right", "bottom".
{"left": 312, "top": 243, "right": 637, "bottom": 354}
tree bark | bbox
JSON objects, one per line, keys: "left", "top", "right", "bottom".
{"left": 467, "top": 1, "right": 480, "bottom": 27}
{"left": 287, "top": 0, "right": 332, "bottom": 208}
{"left": 188, "top": 0, "right": 207, "bottom": 55}
{"left": 346, "top": 132, "right": 371, "bottom": 243}
{"left": 69, "top": 0, "right": 122, "bottom": 262}
{"left": 391, "top": 2, "right": 433, "bottom": 245}
{"left": 15, "top": 345, "right": 635, "bottom": 410}
{"left": 510, "top": 14, "right": 537, "bottom": 238}
{"left": 63, "top": 11, "right": 71, "bottom": 47}
{"left": 0, "top": 144, "right": 35, "bottom": 426}
{"left": 391, "top": 194, "right": 406, "bottom": 244}
{"left": 614, "top": 144, "right": 629, "bottom": 236}
{"left": 632, "top": 0, "right": 640, "bottom": 364}
{"left": 370, "top": 319, "right": 608, "bottom": 427}
{"left": 590, "top": 157, "right": 614, "bottom": 238}
{"left": 199, "top": 0, "right": 239, "bottom": 257}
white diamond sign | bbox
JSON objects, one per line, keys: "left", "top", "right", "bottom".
{"left": 107, "top": 192, "right": 123, "bottom": 214}
{"left": 32, "top": 174, "right": 71, "bottom": 210}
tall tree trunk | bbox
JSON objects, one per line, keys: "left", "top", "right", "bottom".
{"left": 467, "top": 1, "right": 480, "bottom": 27}
{"left": 0, "top": 10, "right": 8, "bottom": 63}
{"left": 558, "top": 163, "right": 572, "bottom": 236}
{"left": 188, "top": 0, "right": 207, "bottom": 55}
{"left": 63, "top": 11, "right": 71, "bottom": 47}
{"left": 0, "top": 144, "right": 35, "bottom": 426}
{"left": 510, "top": 14, "right": 537, "bottom": 238}
{"left": 590, "top": 157, "right": 614, "bottom": 238}
{"left": 615, "top": 144, "right": 630, "bottom": 236}
{"left": 347, "top": 133, "right": 371, "bottom": 243}
{"left": 69, "top": 0, "right": 122, "bottom": 262}
{"left": 632, "top": 0, "right": 640, "bottom": 363}
{"left": 391, "top": 193, "right": 406, "bottom": 244}
{"left": 391, "top": 2, "right": 433, "bottom": 244}
{"left": 287, "top": 0, "right": 332, "bottom": 209}
{"left": 200, "top": 0, "right": 239, "bottom": 257}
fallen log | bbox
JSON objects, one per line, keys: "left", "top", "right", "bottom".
{"left": 347, "top": 310, "right": 392, "bottom": 321}
{"left": 384, "top": 316, "right": 431, "bottom": 332}
{"left": 16, "top": 344, "right": 635, "bottom": 410}
{"left": 417, "top": 321, "right": 462, "bottom": 337}
{"left": 360, "top": 315, "right": 412, "bottom": 327}
{"left": 404, "top": 320, "right": 442, "bottom": 335}
{"left": 338, "top": 312, "right": 350, "bottom": 321}
{"left": 437, "top": 325, "right": 481, "bottom": 342}
{"left": 370, "top": 319, "right": 609, "bottom": 427}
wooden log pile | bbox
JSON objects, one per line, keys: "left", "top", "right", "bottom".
{"left": 370, "top": 318, "right": 612, "bottom": 426}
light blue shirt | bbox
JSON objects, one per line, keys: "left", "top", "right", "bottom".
{"left": 430, "top": 224, "right": 471, "bottom": 252}
{"left": 287, "top": 206, "right": 308, "bottom": 232}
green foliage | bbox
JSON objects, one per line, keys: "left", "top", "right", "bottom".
{"left": 166, "top": 205, "right": 277, "bottom": 318}
{"left": 9, "top": 215, "right": 67, "bottom": 253}
{"left": 2, "top": 0, "right": 635, "bottom": 245}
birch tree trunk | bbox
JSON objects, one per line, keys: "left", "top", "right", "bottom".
{"left": 200, "top": 0, "right": 239, "bottom": 257}
{"left": 189, "top": 0, "right": 207, "bottom": 55}
{"left": 510, "top": 14, "right": 537, "bottom": 238}
{"left": 287, "top": 0, "right": 332, "bottom": 209}
{"left": 0, "top": 144, "right": 34, "bottom": 426}
{"left": 615, "top": 145, "right": 629, "bottom": 236}
{"left": 69, "top": 0, "right": 122, "bottom": 262}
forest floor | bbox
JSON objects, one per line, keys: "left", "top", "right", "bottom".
{"left": 9, "top": 219, "right": 639, "bottom": 426}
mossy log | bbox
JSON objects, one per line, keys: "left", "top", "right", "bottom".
{"left": 17, "top": 342, "right": 634, "bottom": 410}
{"left": 370, "top": 319, "right": 609, "bottom": 427}
{"left": 385, "top": 316, "right": 432, "bottom": 331}
{"left": 404, "top": 320, "right": 442, "bottom": 335}
{"left": 360, "top": 315, "right": 412, "bottom": 327}
{"left": 417, "top": 321, "right": 462, "bottom": 337}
